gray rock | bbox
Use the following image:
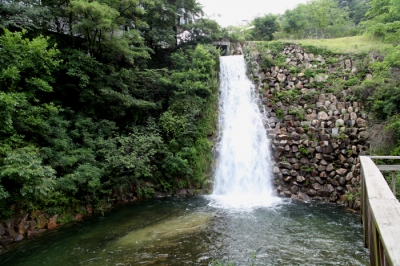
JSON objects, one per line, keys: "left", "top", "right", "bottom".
{"left": 356, "top": 118, "right": 367, "bottom": 127}
{"left": 299, "top": 157, "right": 310, "bottom": 164}
{"left": 322, "top": 145, "right": 333, "bottom": 154}
{"left": 14, "top": 234, "right": 24, "bottom": 242}
{"left": 283, "top": 175, "right": 292, "bottom": 182}
{"left": 290, "top": 185, "right": 300, "bottom": 194}
{"left": 311, "top": 169, "right": 319, "bottom": 177}
{"left": 306, "top": 189, "right": 317, "bottom": 197}
{"left": 15, "top": 220, "right": 29, "bottom": 235}
{"left": 312, "top": 183, "right": 323, "bottom": 190}
{"left": 277, "top": 73, "right": 286, "bottom": 82}
{"left": 291, "top": 132, "right": 301, "bottom": 141}
{"left": 278, "top": 161, "right": 292, "bottom": 169}
{"left": 344, "top": 59, "right": 352, "bottom": 68}
{"left": 296, "top": 176, "right": 306, "bottom": 183}
{"left": 177, "top": 189, "right": 187, "bottom": 196}
{"left": 292, "top": 145, "right": 299, "bottom": 153}
{"left": 284, "top": 190, "right": 292, "bottom": 197}
{"left": 297, "top": 191, "right": 309, "bottom": 201}
{"left": 335, "top": 119, "right": 344, "bottom": 127}
{"left": 28, "top": 220, "right": 37, "bottom": 231}
{"left": 284, "top": 115, "right": 294, "bottom": 121}
{"left": 327, "top": 184, "right": 335, "bottom": 193}
{"left": 336, "top": 168, "right": 347, "bottom": 176}
{"left": 317, "top": 111, "right": 328, "bottom": 120}
{"left": 323, "top": 154, "right": 335, "bottom": 161}
{"left": 320, "top": 134, "right": 330, "bottom": 141}
{"left": 337, "top": 102, "right": 345, "bottom": 110}
{"left": 281, "top": 168, "right": 291, "bottom": 175}
{"left": 346, "top": 172, "right": 353, "bottom": 181}
{"left": 292, "top": 163, "right": 301, "bottom": 170}
{"left": 315, "top": 176, "right": 325, "bottom": 185}
{"left": 329, "top": 178, "right": 339, "bottom": 186}
{"left": 317, "top": 190, "right": 331, "bottom": 197}
{"left": 4, "top": 220, "right": 15, "bottom": 237}
{"left": 320, "top": 171, "right": 328, "bottom": 179}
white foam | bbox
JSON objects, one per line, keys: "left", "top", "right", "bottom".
{"left": 207, "top": 195, "right": 283, "bottom": 211}
{"left": 211, "top": 55, "right": 281, "bottom": 210}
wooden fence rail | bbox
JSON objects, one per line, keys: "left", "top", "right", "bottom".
{"left": 368, "top": 156, "right": 400, "bottom": 196}
{"left": 360, "top": 156, "right": 400, "bottom": 266}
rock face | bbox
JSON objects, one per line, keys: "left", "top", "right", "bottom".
{"left": 241, "top": 42, "right": 369, "bottom": 208}
{"left": 47, "top": 215, "right": 58, "bottom": 230}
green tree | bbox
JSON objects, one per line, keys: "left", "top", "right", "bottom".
{"left": 251, "top": 14, "right": 280, "bottom": 41}
{"left": 308, "top": 0, "right": 350, "bottom": 38}
{"left": 140, "top": 0, "right": 202, "bottom": 50}
{"left": 0, "top": 0, "right": 51, "bottom": 31}
{"left": 281, "top": 4, "right": 309, "bottom": 38}
{"left": 335, "top": 0, "right": 371, "bottom": 25}
{"left": 159, "top": 45, "right": 218, "bottom": 189}
{"left": 179, "top": 18, "right": 223, "bottom": 45}
{"left": 0, "top": 0, "right": 219, "bottom": 219}
{"left": 68, "top": 0, "right": 150, "bottom": 62}
{"left": 364, "top": 0, "right": 400, "bottom": 43}
{"left": 0, "top": 29, "right": 60, "bottom": 204}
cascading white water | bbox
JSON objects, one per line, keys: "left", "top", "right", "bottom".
{"left": 210, "top": 55, "right": 279, "bottom": 209}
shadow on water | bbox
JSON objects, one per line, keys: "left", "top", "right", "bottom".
{"left": 0, "top": 197, "right": 369, "bottom": 266}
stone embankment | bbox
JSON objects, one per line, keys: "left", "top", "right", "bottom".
{"left": 0, "top": 189, "right": 204, "bottom": 250}
{"left": 0, "top": 210, "right": 87, "bottom": 250}
{"left": 239, "top": 42, "right": 371, "bottom": 209}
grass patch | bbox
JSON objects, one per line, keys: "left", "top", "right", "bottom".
{"left": 280, "top": 35, "right": 392, "bottom": 54}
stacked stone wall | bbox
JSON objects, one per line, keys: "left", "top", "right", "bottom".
{"left": 239, "top": 42, "right": 371, "bottom": 209}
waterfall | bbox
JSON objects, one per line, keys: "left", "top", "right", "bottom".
{"left": 210, "top": 55, "right": 279, "bottom": 209}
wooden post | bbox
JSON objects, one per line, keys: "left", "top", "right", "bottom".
{"left": 393, "top": 171, "right": 396, "bottom": 196}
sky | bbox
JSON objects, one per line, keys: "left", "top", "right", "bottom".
{"left": 198, "top": 0, "right": 309, "bottom": 27}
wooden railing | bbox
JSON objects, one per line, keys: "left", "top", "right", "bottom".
{"left": 360, "top": 156, "right": 400, "bottom": 266}
{"left": 368, "top": 156, "right": 400, "bottom": 196}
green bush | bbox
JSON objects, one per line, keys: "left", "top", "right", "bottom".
{"left": 345, "top": 77, "right": 360, "bottom": 87}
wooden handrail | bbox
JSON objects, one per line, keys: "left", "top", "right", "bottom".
{"left": 368, "top": 156, "right": 400, "bottom": 159}
{"left": 360, "top": 156, "right": 400, "bottom": 266}
{"left": 367, "top": 156, "right": 399, "bottom": 196}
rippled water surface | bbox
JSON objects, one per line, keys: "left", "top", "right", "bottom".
{"left": 0, "top": 197, "right": 369, "bottom": 266}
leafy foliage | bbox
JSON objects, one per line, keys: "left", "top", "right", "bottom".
{"left": 267, "top": 0, "right": 356, "bottom": 39}
{"left": 251, "top": 14, "right": 280, "bottom": 41}
{"left": 0, "top": 0, "right": 220, "bottom": 219}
